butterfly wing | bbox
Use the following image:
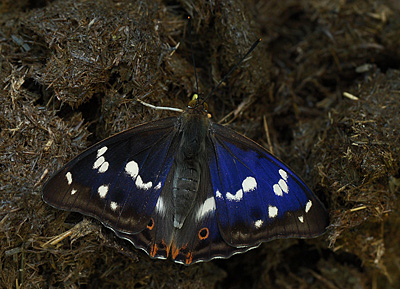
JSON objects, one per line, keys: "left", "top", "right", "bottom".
{"left": 43, "top": 117, "right": 180, "bottom": 235}
{"left": 209, "top": 123, "right": 329, "bottom": 247}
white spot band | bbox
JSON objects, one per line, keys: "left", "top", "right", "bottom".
{"left": 154, "top": 182, "right": 162, "bottom": 190}
{"left": 226, "top": 189, "right": 243, "bottom": 202}
{"left": 255, "top": 219, "right": 263, "bottom": 229}
{"left": 196, "top": 197, "right": 216, "bottom": 220}
{"left": 65, "top": 172, "right": 73, "bottom": 185}
{"left": 98, "top": 161, "right": 109, "bottom": 173}
{"left": 110, "top": 201, "right": 118, "bottom": 211}
{"left": 242, "top": 176, "right": 257, "bottom": 192}
{"left": 268, "top": 205, "right": 278, "bottom": 218}
{"left": 135, "top": 175, "right": 152, "bottom": 190}
{"left": 98, "top": 185, "right": 109, "bottom": 198}
{"left": 305, "top": 200, "right": 312, "bottom": 213}
{"left": 279, "top": 169, "right": 288, "bottom": 180}
{"left": 125, "top": 160, "right": 139, "bottom": 178}
{"left": 273, "top": 184, "right": 283, "bottom": 197}
{"left": 155, "top": 197, "right": 165, "bottom": 214}
{"left": 97, "top": 146, "right": 108, "bottom": 158}
{"left": 93, "top": 156, "right": 105, "bottom": 169}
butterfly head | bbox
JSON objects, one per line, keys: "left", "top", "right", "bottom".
{"left": 187, "top": 94, "right": 211, "bottom": 118}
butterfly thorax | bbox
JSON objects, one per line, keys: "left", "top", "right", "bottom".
{"left": 172, "top": 112, "right": 209, "bottom": 229}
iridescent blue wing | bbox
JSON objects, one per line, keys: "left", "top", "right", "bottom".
{"left": 43, "top": 117, "right": 179, "bottom": 235}
{"left": 208, "top": 123, "right": 329, "bottom": 247}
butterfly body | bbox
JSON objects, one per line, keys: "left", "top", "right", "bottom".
{"left": 172, "top": 111, "right": 209, "bottom": 229}
{"left": 43, "top": 102, "right": 328, "bottom": 265}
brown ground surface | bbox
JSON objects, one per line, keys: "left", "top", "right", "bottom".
{"left": 1, "top": 0, "right": 400, "bottom": 288}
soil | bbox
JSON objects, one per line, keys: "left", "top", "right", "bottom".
{"left": 1, "top": 0, "right": 399, "bottom": 288}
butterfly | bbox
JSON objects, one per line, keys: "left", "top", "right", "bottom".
{"left": 43, "top": 92, "right": 328, "bottom": 265}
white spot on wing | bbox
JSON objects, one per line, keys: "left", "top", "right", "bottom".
{"left": 98, "top": 161, "right": 109, "bottom": 173}
{"left": 110, "top": 201, "right": 118, "bottom": 211}
{"left": 305, "top": 200, "right": 312, "bottom": 213}
{"left": 98, "top": 184, "right": 109, "bottom": 198}
{"left": 273, "top": 184, "right": 283, "bottom": 196}
{"left": 93, "top": 156, "right": 105, "bottom": 169}
{"left": 125, "top": 160, "right": 139, "bottom": 178}
{"left": 216, "top": 190, "right": 223, "bottom": 199}
{"left": 242, "top": 176, "right": 257, "bottom": 192}
{"left": 71, "top": 188, "right": 77, "bottom": 195}
{"left": 255, "top": 219, "right": 263, "bottom": 229}
{"left": 268, "top": 205, "right": 278, "bottom": 218}
{"left": 174, "top": 219, "right": 181, "bottom": 228}
{"left": 154, "top": 182, "right": 162, "bottom": 190}
{"left": 226, "top": 189, "right": 243, "bottom": 202}
{"left": 135, "top": 175, "right": 152, "bottom": 190}
{"left": 298, "top": 215, "right": 304, "bottom": 223}
{"left": 155, "top": 197, "right": 165, "bottom": 214}
{"left": 273, "top": 169, "right": 289, "bottom": 196}
{"left": 125, "top": 160, "right": 152, "bottom": 190}
{"left": 279, "top": 169, "right": 288, "bottom": 180}
{"left": 65, "top": 172, "right": 73, "bottom": 185}
{"left": 196, "top": 197, "right": 216, "bottom": 220}
{"left": 97, "top": 146, "right": 108, "bottom": 158}
{"left": 278, "top": 179, "right": 288, "bottom": 193}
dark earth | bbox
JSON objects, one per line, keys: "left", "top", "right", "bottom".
{"left": 1, "top": 0, "right": 400, "bottom": 288}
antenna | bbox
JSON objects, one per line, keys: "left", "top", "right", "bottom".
{"left": 203, "top": 38, "right": 261, "bottom": 103}
{"left": 187, "top": 16, "right": 200, "bottom": 97}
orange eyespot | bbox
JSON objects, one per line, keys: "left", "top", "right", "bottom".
{"left": 198, "top": 227, "right": 209, "bottom": 240}
{"left": 147, "top": 218, "right": 154, "bottom": 230}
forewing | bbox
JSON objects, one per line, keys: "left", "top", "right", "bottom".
{"left": 209, "top": 123, "right": 329, "bottom": 247}
{"left": 43, "top": 117, "right": 179, "bottom": 234}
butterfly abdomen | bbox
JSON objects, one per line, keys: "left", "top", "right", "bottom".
{"left": 172, "top": 113, "right": 209, "bottom": 229}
